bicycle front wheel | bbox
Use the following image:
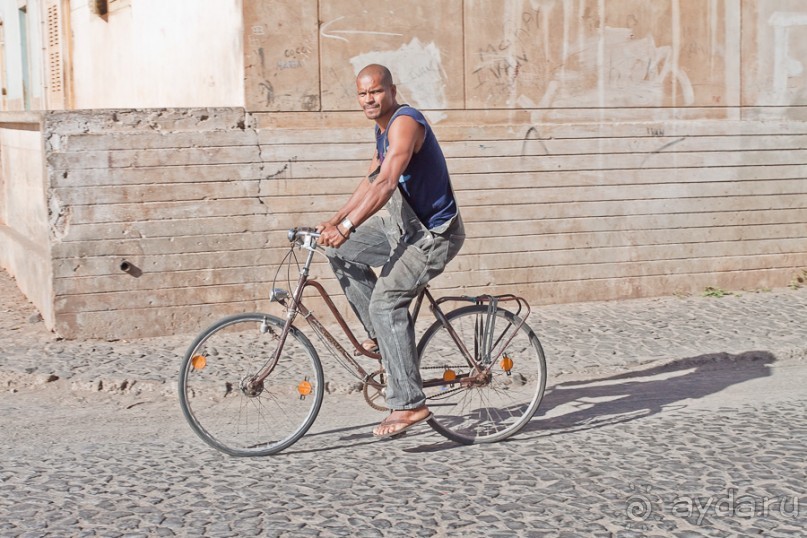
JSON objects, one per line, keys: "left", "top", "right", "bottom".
{"left": 178, "top": 313, "right": 324, "bottom": 456}
{"left": 417, "top": 305, "right": 547, "bottom": 444}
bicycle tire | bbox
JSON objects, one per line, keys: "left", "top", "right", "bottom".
{"left": 417, "top": 305, "right": 547, "bottom": 444}
{"left": 178, "top": 313, "right": 324, "bottom": 456}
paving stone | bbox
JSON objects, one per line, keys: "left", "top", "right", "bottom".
{"left": 1, "top": 269, "right": 807, "bottom": 536}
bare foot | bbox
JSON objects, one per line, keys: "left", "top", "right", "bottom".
{"left": 373, "top": 406, "right": 433, "bottom": 438}
{"left": 362, "top": 338, "right": 379, "bottom": 352}
{"left": 354, "top": 338, "right": 379, "bottom": 356}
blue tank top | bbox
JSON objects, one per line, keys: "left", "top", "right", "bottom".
{"left": 375, "top": 106, "right": 457, "bottom": 230}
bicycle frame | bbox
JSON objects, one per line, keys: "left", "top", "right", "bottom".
{"left": 249, "top": 229, "right": 532, "bottom": 393}
{"left": 179, "top": 227, "right": 547, "bottom": 455}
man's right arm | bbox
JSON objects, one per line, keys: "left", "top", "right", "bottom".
{"left": 320, "top": 150, "right": 380, "bottom": 227}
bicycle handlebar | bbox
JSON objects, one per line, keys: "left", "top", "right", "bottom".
{"left": 288, "top": 227, "right": 321, "bottom": 244}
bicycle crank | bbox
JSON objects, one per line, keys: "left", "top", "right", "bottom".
{"left": 362, "top": 369, "right": 388, "bottom": 411}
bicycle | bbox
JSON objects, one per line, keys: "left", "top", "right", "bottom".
{"left": 178, "top": 228, "right": 547, "bottom": 456}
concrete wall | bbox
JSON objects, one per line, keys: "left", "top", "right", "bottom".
{"left": 36, "top": 106, "right": 807, "bottom": 340}
{"left": 244, "top": 0, "right": 807, "bottom": 116}
{"left": 43, "top": 108, "right": 262, "bottom": 337}
{"left": 0, "top": 113, "right": 53, "bottom": 325}
{"left": 0, "top": 0, "right": 805, "bottom": 339}
{"left": 256, "top": 112, "right": 807, "bottom": 303}
{"left": 13, "top": 0, "right": 802, "bottom": 115}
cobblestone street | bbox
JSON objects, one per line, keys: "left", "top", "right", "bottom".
{"left": 1, "top": 270, "right": 806, "bottom": 537}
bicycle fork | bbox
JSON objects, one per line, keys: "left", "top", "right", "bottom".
{"left": 247, "top": 245, "right": 317, "bottom": 391}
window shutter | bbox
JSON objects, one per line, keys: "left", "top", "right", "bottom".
{"left": 45, "top": 0, "right": 67, "bottom": 109}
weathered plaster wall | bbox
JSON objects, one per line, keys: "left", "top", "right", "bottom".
{"left": 464, "top": 0, "right": 719, "bottom": 112}
{"left": 742, "top": 0, "right": 807, "bottom": 115}
{"left": 0, "top": 0, "right": 47, "bottom": 111}
{"left": 68, "top": 0, "right": 245, "bottom": 109}
{"left": 24, "top": 103, "right": 806, "bottom": 340}
{"left": 244, "top": 0, "right": 807, "bottom": 119}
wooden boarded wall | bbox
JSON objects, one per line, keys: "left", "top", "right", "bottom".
{"left": 44, "top": 109, "right": 267, "bottom": 338}
{"left": 39, "top": 107, "right": 807, "bottom": 339}
{"left": 257, "top": 111, "right": 807, "bottom": 305}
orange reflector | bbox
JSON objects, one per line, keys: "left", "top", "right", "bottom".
{"left": 443, "top": 369, "right": 457, "bottom": 382}
{"left": 297, "top": 380, "right": 313, "bottom": 396}
{"left": 500, "top": 356, "right": 514, "bottom": 372}
{"left": 191, "top": 355, "right": 207, "bottom": 370}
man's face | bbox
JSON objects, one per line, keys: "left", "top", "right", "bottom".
{"left": 356, "top": 74, "right": 396, "bottom": 121}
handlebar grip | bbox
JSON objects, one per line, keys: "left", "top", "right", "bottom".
{"left": 288, "top": 227, "right": 320, "bottom": 243}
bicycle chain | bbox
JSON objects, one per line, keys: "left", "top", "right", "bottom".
{"left": 421, "top": 365, "right": 479, "bottom": 401}
{"left": 362, "top": 365, "right": 477, "bottom": 408}
{"left": 426, "top": 386, "right": 466, "bottom": 401}
{"left": 421, "top": 365, "right": 469, "bottom": 371}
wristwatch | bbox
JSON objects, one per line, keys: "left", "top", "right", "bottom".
{"left": 340, "top": 217, "right": 356, "bottom": 235}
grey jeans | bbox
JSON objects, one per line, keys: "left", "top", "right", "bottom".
{"left": 326, "top": 206, "right": 465, "bottom": 410}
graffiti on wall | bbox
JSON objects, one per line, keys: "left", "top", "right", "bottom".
{"left": 243, "top": 2, "right": 320, "bottom": 112}
{"left": 466, "top": 0, "right": 707, "bottom": 111}
{"left": 540, "top": 27, "right": 694, "bottom": 108}
{"left": 315, "top": 1, "right": 463, "bottom": 112}
{"left": 243, "top": 0, "right": 807, "bottom": 114}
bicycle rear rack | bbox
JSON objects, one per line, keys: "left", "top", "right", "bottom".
{"left": 427, "top": 292, "right": 532, "bottom": 368}
{"left": 434, "top": 293, "right": 531, "bottom": 321}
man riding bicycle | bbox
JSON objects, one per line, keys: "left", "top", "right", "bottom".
{"left": 317, "top": 64, "right": 465, "bottom": 438}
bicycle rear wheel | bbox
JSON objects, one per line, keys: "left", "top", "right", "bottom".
{"left": 417, "top": 305, "right": 546, "bottom": 444}
{"left": 178, "top": 313, "right": 324, "bottom": 456}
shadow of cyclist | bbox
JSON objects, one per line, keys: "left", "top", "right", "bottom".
{"left": 293, "top": 351, "right": 776, "bottom": 454}
{"left": 519, "top": 349, "right": 776, "bottom": 438}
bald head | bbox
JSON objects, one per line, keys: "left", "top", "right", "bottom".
{"left": 357, "top": 64, "right": 394, "bottom": 87}
{"left": 356, "top": 64, "right": 399, "bottom": 123}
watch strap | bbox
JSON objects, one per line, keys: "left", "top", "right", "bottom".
{"left": 340, "top": 217, "right": 356, "bottom": 234}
